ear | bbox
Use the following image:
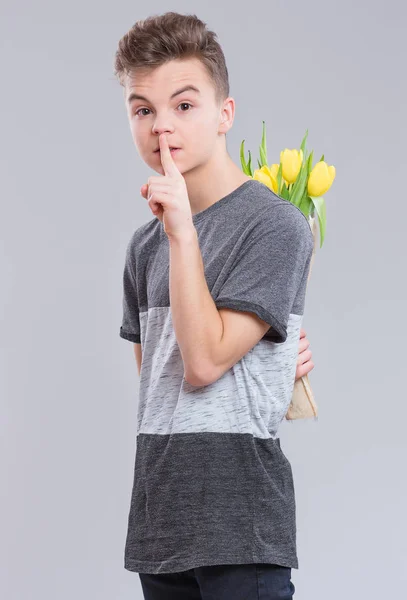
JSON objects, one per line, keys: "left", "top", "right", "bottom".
{"left": 218, "top": 96, "right": 235, "bottom": 133}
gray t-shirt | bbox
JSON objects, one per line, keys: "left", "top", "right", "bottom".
{"left": 120, "top": 178, "right": 314, "bottom": 574}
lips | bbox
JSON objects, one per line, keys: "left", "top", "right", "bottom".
{"left": 154, "top": 147, "right": 180, "bottom": 153}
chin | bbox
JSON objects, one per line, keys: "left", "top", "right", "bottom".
{"left": 159, "top": 161, "right": 189, "bottom": 177}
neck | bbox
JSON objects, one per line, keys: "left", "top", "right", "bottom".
{"left": 183, "top": 144, "right": 252, "bottom": 217}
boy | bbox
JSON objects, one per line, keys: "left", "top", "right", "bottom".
{"left": 115, "top": 11, "right": 315, "bottom": 600}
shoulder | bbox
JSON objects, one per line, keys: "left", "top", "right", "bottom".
{"left": 244, "top": 180, "right": 314, "bottom": 247}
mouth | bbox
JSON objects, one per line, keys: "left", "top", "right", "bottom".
{"left": 154, "top": 147, "right": 181, "bottom": 155}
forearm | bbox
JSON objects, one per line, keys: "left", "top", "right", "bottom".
{"left": 168, "top": 227, "right": 223, "bottom": 385}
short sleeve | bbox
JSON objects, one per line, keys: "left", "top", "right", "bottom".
{"left": 213, "top": 205, "right": 313, "bottom": 343}
{"left": 119, "top": 239, "right": 141, "bottom": 343}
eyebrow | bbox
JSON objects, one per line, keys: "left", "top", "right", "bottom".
{"left": 127, "top": 84, "right": 201, "bottom": 105}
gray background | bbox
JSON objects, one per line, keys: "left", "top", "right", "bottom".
{"left": 1, "top": 1, "right": 406, "bottom": 598}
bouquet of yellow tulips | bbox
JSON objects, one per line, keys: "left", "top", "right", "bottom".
{"left": 240, "top": 123, "right": 336, "bottom": 420}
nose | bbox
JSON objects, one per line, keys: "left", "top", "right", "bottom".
{"left": 152, "top": 127, "right": 175, "bottom": 138}
{"left": 152, "top": 119, "right": 175, "bottom": 136}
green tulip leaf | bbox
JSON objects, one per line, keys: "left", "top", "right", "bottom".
{"left": 259, "top": 120, "right": 268, "bottom": 167}
{"left": 247, "top": 150, "right": 253, "bottom": 177}
{"left": 300, "top": 129, "right": 309, "bottom": 156}
{"left": 240, "top": 140, "right": 250, "bottom": 175}
{"left": 307, "top": 150, "right": 314, "bottom": 176}
{"left": 289, "top": 151, "right": 306, "bottom": 203}
{"left": 290, "top": 156, "right": 308, "bottom": 207}
{"left": 277, "top": 162, "right": 283, "bottom": 196}
{"left": 304, "top": 196, "right": 314, "bottom": 218}
{"left": 298, "top": 190, "right": 312, "bottom": 218}
{"left": 310, "top": 196, "right": 326, "bottom": 248}
{"left": 280, "top": 182, "right": 289, "bottom": 200}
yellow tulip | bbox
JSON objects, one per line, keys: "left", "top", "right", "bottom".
{"left": 269, "top": 163, "right": 290, "bottom": 190}
{"left": 252, "top": 165, "right": 278, "bottom": 193}
{"left": 269, "top": 163, "right": 279, "bottom": 179}
{"left": 280, "top": 149, "right": 303, "bottom": 184}
{"left": 307, "top": 161, "right": 336, "bottom": 196}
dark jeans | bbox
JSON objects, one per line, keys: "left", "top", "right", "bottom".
{"left": 139, "top": 563, "right": 295, "bottom": 599}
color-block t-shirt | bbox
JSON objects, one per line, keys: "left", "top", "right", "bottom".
{"left": 120, "top": 178, "right": 314, "bottom": 575}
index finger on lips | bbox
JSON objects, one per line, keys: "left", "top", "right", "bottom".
{"left": 159, "top": 133, "right": 179, "bottom": 177}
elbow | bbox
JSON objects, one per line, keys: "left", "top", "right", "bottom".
{"left": 184, "top": 363, "right": 217, "bottom": 387}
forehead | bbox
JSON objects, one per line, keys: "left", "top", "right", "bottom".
{"left": 124, "top": 57, "right": 213, "bottom": 102}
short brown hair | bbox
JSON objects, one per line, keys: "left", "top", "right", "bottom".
{"left": 113, "top": 12, "right": 230, "bottom": 106}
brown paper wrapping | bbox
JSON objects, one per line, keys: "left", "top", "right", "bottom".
{"left": 285, "top": 215, "right": 318, "bottom": 421}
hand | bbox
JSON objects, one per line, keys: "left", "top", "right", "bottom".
{"left": 140, "top": 133, "right": 194, "bottom": 239}
{"left": 295, "top": 328, "right": 314, "bottom": 381}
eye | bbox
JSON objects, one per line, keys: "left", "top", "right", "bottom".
{"left": 178, "top": 102, "right": 192, "bottom": 112}
{"left": 133, "top": 103, "right": 192, "bottom": 117}
{"left": 134, "top": 107, "right": 151, "bottom": 117}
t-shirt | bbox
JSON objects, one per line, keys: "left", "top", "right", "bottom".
{"left": 119, "top": 178, "right": 314, "bottom": 575}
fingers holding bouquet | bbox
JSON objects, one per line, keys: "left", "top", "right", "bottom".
{"left": 295, "top": 328, "right": 314, "bottom": 380}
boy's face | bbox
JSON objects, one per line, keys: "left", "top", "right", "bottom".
{"left": 124, "top": 57, "right": 230, "bottom": 176}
